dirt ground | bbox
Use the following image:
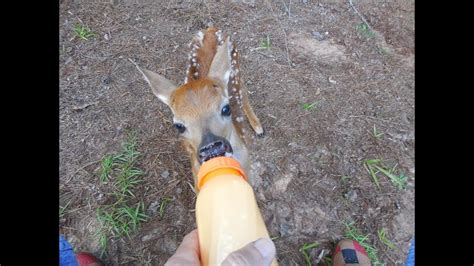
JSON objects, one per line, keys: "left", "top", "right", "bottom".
{"left": 60, "top": 0, "right": 414, "bottom": 265}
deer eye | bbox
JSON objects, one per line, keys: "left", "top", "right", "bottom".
{"left": 221, "top": 104, "right": 231, "bottom": 116}
{"left": 173, "top": 123, "right": 186, "bottom": 133}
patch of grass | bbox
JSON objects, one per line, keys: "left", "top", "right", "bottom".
{"left": 60, "top": 200, "right": 71, "bottom": 218}
{"left": 270, "top": 236, "right": 280, "bottom": 241}
{"left": 344, "top": 222, "right": 381, "bottom": 265}
{"left": 114, "top": 164, "right": 143, "bottom": 199}
{"left": 257, "top": 35, "right": 271, "bottom": 50}
{"left": 73, "top": 24, "right": 96, "bottom": 40}
{"left": 96, "top": 205, "right": 147, "bottom": 254}
{"left": 322, "top": 255, "right": 332, "bottom": 265}
{"left": 299, "top": 242, "right": 319, "bottom": 266}
{"left": 364, "top": 159, "right": 408, "bottom": 190}
{"left": 341, "top": 175, "right": 351, "bottom": 182}
{"left": 159, "top": 197, "right": 173, "bottom": 218}
{"left": 378, "top": 228, "right": 396, "bottom": 249}
{"left": 302, "top": 101, "right": 319, "bottom": 110}
{"left": 356, "top": 22, "right": 375, "bottom": 38}
{"left": 100, "top": 155, "right": 114, "bottom": 183}
{"left": 96, "top": 133, "right": 148, "bottom": 256}
{"left": 376, "top": 45, "right": 391, "bottom": 55}
{"left": 372, "top": 125, "right": 384, "bottom": 139}
{"left": 364, "top": 159, "right": 382, "bottom": 188}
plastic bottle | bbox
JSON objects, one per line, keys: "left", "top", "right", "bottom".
{"left": 195, "top": 156, "right": 278, "bottom": 266}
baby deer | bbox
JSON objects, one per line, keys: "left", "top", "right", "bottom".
{"left": 132, "top": 27, "right": 263, "bottom": 189}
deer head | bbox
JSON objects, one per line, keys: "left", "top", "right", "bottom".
{"left": 132, "top": 28, "right": 256, "bottom": 186}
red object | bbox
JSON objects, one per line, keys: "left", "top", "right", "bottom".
{"left": 75, "top": 252, "right": 102, "bottom": 266}
{"left": 352, "top": 240, "right": 369, "bottom": 256}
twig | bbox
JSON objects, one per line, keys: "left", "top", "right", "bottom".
{"left": 349, "top": 115, "right": 407, "bottom": 128}
{"left": 281, "top": 0, "right": 291, "bottom": 19}
{"left": 288, "top": 0, "right": 291, "bottom": 19}
{"left": 64, "top": 159, "right": 101, "bottom": 183}
{"left": 72, "top": 101, "right": 99, "bottom": 111}
{"left": 348, "top": 0, "right": 375, "bottom": 33}
{"left": 251, "top": 50, "right": 276, "bottom": 59}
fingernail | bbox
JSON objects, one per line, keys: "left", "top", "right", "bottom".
{"left": 253, "top": 238, "right": 275, "bottom": 258}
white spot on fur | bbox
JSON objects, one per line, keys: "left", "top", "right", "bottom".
{"left": 196, "top": 31, "right": 204, "bottom": 39}
{"left": 216, "top": 30, "right": 223, "bottom": 43}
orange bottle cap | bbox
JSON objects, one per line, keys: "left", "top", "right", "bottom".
{"left": 197, "top": 156, "right": 247, "bottom": 190}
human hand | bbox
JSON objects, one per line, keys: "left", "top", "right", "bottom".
{"left": 165, "top": 229, "right": 276, "bottom": 266}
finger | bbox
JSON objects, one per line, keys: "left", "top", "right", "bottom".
{"left": 165, "top": 229, "right": 200, "bottom": 266}
{"left": 221, "top": 238, "right": 276, "bottom": 266}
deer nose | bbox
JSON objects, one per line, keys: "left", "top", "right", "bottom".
{"left": 198, "top": 133, "right": 233, "bottom": 163}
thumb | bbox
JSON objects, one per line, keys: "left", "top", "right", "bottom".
{"left": 221, "top": 238, "right": 276, "bottom": 266}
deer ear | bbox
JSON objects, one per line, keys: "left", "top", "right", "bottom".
{"left": 208, "top": 36, "right": 232, "bottom": 88}
{"left": 131, "top": 60, "right": 177, "bottom": 106}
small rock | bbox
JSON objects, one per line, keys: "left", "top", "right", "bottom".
{"left": 102, "top": 76, "right": 111, "bottom": 85}
{"left": 162, "top": 237, "right": 178, "bottom": 253}
{"left": 279, "top": 223, "right": 292, "bottom": 236}
{"left": 273, "top": 176, "right": 292, "bottom": 194}
{"left": 312, "top": 31, "right": 325, "bottom": 41}
{"left": 161, "top": 170, "right": 170, "bottom": 179}
{"left": 147, "top": 200, "right": 160, "bottom": 216}
{"left": 288, "top": 142, "right": 299, "bottom": 149}
{"left": 141, "top": 228, "right": 161, "bottom": 242}
{"left": 346, "top": 190, "right": 358, "bottom": 202}
{"left": 104, "top": 33, "right": 110, "bottom": 40}
{"left": 368, "top": 207, "right": 375, "bottom": 216}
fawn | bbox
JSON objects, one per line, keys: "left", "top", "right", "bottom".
{"left": 132, "top": 27, "right": 263, "bottom": 189}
